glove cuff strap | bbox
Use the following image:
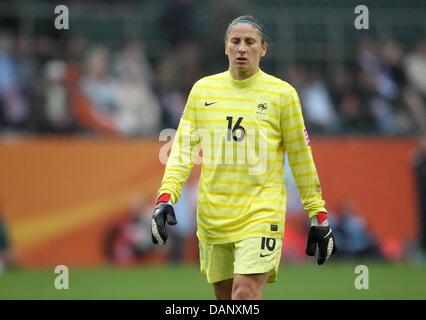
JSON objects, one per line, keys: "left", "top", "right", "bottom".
{"left": 157, "top": 193, "right": 171, "bottom": 204}
{"left": 316, "top": 212, "right": 328, "bottom": 224}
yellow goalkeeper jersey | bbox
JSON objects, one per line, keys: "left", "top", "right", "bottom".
{"left": 158, "top": 69, "right": 327, "bottom": 244}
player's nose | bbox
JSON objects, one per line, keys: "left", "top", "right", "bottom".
{"left": 238, "top": 43, "right": 247, "bottom": 54}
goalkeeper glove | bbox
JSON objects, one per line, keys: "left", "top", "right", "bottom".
{"left": 151, "top": 194, "right": 177, "bottom": 245}
{"left": 306, "top": 212, "right": 337, "bottom": 265}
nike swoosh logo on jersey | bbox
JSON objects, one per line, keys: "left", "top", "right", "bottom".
{"left": 260, "top": 253, "right": 272, "bottom": 258}
{"left": 324, "top": 229, "right": 332, "bottom": 239}
{"left": 204, "top": 101, "right": 217, "bottom": 106}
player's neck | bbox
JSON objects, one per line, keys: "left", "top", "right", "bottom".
{"left": 230, "top": 67, "right": 259, "bottom": 81}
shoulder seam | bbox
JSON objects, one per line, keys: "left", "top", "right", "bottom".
{"left": 263, "top": 74, "right": 295, "bottom": 91}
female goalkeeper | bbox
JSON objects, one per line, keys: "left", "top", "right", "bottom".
{"left": 151, "top": 15, "right": 337, "bottom": 300}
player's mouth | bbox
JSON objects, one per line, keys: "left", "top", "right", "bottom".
{"left": 236, "top": 57, "right": 247, "bottom": 64}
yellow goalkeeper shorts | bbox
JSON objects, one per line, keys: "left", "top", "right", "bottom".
{"left": 198, "top": 236, "right": 283, "bottom": 284}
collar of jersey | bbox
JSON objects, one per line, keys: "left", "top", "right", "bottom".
{"left": 226, "top": 68, "right": 263, "bottom": 88}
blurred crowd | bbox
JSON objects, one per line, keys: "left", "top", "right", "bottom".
{"left": 0, "top": 2, "right": 425, "bottom": 136}
{"left": 289, "top": 37, "right": 426, "bottom": 135}
{"left": 0, "top": 33, "right": 167, "bottom": 136}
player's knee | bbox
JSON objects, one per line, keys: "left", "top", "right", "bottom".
{"left": 232, "top": 281, "right": 260, "bottom": 300}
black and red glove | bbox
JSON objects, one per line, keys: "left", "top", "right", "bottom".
{"left": 151, "top": 194, "right": 177, "bottom": 245}
{"left": 306, "top": 212, "right": 337, "bottom": 265}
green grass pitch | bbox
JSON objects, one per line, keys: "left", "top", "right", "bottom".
{"left": 1, "top": 261, "right": 425, "bottom": 300}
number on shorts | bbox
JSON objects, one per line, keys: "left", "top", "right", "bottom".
{"left": 261, "top": 237, "right": 276, "bottom": 251}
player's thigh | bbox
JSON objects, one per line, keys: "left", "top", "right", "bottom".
{"left": 233, "top": 236, "right": 283, "bottom": 283}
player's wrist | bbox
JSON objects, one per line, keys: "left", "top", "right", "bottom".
{"left": 311, "top": 212, "right": 329, "bottom": 227}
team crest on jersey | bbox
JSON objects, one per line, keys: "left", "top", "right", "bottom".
{"left": 256, "top": 102, "right": 268, "bottom": 117}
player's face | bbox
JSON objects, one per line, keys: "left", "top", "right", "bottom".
{"left": 225, "top": 22, "right": 267, "bottom": 80}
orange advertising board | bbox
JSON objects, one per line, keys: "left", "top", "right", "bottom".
{"left": 0, "top": 136, "right": 420, "bottom": 267}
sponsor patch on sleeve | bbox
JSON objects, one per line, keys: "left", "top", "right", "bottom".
{"left": 304, "top": 128, "right": 311, "bottom": 147}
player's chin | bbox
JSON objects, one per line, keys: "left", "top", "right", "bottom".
{"left": 232, "top": 63, "right": 250, "bottom": 71}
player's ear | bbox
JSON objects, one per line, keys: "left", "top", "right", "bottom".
{"left": 260, "top": 41, "right": 267, "bottom": 58}
{"left": 225, "top": 41, "right": 229, "bottom": 56}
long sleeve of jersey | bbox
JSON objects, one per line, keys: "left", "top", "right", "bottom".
{"left": 157, "top": 86, "right": 200, "bottom": 204}
{"left": 281, "top": 88, "right": 327, "bottom": 219}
